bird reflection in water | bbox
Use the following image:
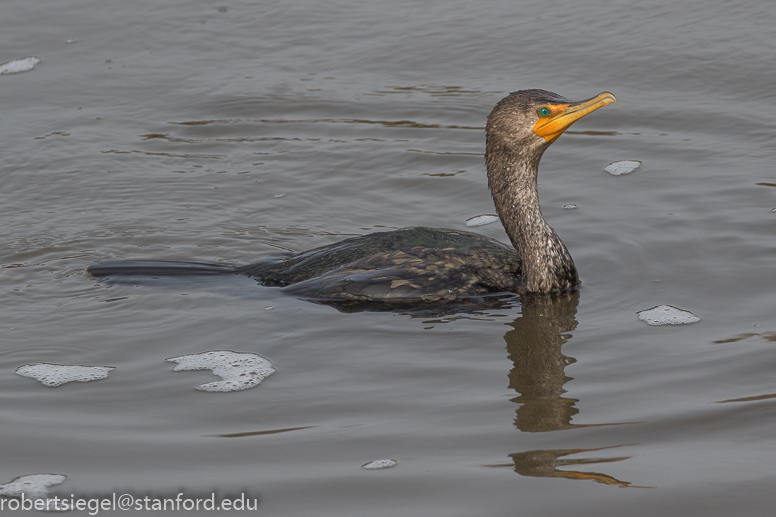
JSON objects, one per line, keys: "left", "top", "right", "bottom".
{"left": 486, "top": 445, "right": 635, "bottom": 487}
{"left": 506, "top": 292, "right": 579, "bottom": 432}
{"left": 497, "top": 292, "right": 642, "bottom": 487}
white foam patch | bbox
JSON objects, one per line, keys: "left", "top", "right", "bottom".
{"left": 466, "top": 214, "right": 499, "bottom": 227}
{"left": 637, "top": 305, "right": 700, "bottom": 325}
{"left": 605, "top": 160, "right": 641, "bottom": 176}
{"left": 0, "top": 56, "right": 42, "bottom": 75}
{"left": 167, "top": 350, "right": 275, "bottom": 392}
{"left": 15, "top": 363, "right": 115, "bottom": 387}
{"left": 362, "top": 459, "right": 398, "bottom": 470}
{"left": 0, "top": 473, "right": 67, "bottom": 499}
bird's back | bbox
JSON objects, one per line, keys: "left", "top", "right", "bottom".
{"left": 237, "top": 227, "right": 522, "bottom": 302}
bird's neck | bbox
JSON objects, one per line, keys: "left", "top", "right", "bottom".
{"left": 486, "top": 148, "right": 579, "bottom": 293}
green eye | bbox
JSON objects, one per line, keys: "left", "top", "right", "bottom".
{"left": 538, "top": 106, "right": 551, "bottom": 117}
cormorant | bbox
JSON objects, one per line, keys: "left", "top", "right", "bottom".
{"left": 87, "top": 89, "right": 616, "bottom": 303}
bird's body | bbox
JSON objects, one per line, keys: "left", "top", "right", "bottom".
{"left": 238, "top": 226, "right": 522, "bottom": 302}
{"left": 87, "top": 89, "right": 616, "bottom": 303}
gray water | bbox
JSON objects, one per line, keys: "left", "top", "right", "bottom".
{"left": 2, "top": 0, "right": 776, "bottom": 515}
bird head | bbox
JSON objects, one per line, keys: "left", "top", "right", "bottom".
{"left": 486, "top": 89, "right": 616, "bottom": 155}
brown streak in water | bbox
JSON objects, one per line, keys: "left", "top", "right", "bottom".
{"left": 717, "top": 393, "right": 776, "bottom": 403}
{"left": 713, "top": 331, "right": 776, "bottom": 344}
{"left": 565, "top": 421, "right": 644, "bottom": 428}
{"left": 170, "top": 118, "right": 482, "bottom": 130}
{"left": 101, "top": 149, "right": 223, "bottom": 159}
{"left": 209, "top": 425, "right": 317, "bottom": 438}
{"left": 565, "top": 130, "right": 620, "bottom": 136}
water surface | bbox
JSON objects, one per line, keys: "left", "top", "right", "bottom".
{"left": 2, "top": 0, "right": 776, "bottom": 515}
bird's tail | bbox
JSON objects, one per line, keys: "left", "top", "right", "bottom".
{"left": 86, "top": 260, "right": 240, "bottom": 277}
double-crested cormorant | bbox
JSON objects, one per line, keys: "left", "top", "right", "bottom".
{"left": 87, "top": 89, "right": 616, "bottom": 302}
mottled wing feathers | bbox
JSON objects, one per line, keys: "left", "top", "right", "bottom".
{"left": 240, "top": 228, "right": 522, "bottom": 301}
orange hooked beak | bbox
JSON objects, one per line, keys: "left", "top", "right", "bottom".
{"left": 533, "top": 92, "right": 617, "bottom": 143}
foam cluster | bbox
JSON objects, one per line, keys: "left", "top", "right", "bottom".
{"left": 605, "top": 160, "right": 641, "bottom": 176}
{"left": 167, "top": 351, "right": 275, "bottom": 392}
{"left": 361, "top": 459, "right": 398, "bottom": 470}
{"left": 465, "top": 215, "right": 499, "bottom": 227}
{"left": 15, "top": 363, "right": 115, "bottom": 387}
{"left": 0, "top": 56, "right": 42, "bottom": 75}
{"left": 637, "top": 305, "right": 700, "bottom": 325}
{"left": 0, "top": 473, "right": 67, "bottom": 499}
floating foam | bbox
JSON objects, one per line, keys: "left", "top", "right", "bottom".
{"left": 605, "top": 160, "right": 641, "bottom": 176}
{"left": 637, "top": 305, "right": 700, "bottom": 325}
{"left": 167, "top": 350, "right": 275, "bottom": 392}
{"left": 15, "top": 363, "right": 115, "bottom": 387}
{"left": 465, "top": 215, "right": 499, "bottom": 227}
{"left": 0, "top": 56, "right": 42, "bottom": 75}
{"left": 362, "top": 459, "right": 398, "bottom": 470}
{"left": 0, "top": 473, "right": 67, "bottom": 499}
{"left": 563, "top": 204, "right": 577, "bottom": 210}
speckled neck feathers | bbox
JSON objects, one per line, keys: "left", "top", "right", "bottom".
{"left": 485, "top": 90, "right": 580, "bottom": 293}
